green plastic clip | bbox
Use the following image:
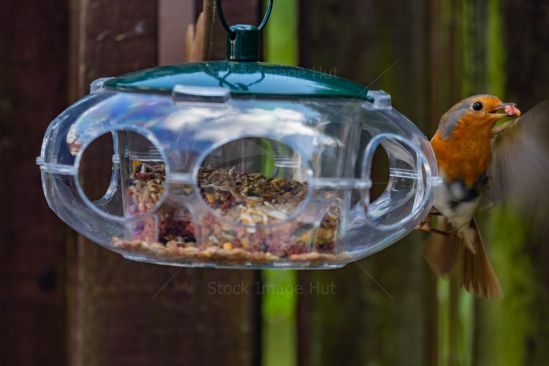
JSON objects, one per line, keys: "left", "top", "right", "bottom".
{"left": 216, "top": 0, "right": 273, "bottom": 62}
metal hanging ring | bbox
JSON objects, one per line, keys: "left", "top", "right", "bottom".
{"left": 216, "top": 0, "right": 273, "bottom": 35}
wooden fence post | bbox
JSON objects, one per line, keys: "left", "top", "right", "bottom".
{"left": 298, "top": 1, "right": 433, "bottom": 365}
{"left": 67, "top": 1, "right": 261, "bottom": 365}
{"left": 474, "top": 0, "right": 549, "bottom": 364}
{"left": 0, "top": 1, "right": 68, "bottom": 365}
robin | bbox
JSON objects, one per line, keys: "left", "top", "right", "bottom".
{"left": 420, "top": 95, "right": 549, "bottom": 298}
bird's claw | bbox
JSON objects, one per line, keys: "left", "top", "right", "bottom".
{"left": 415, "top": 216, "right": 451, "bottom": 236}
{"left": 416, "top": 219, "right": 432, "bottom": 233}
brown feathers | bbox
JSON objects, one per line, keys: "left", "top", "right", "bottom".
{"left": 424, "top": 217, "right": 460, "bottom": 276}
{"left": 461, "top": 219, "right": 503, "bottom": 298}
{"left": 425, "top": 217, "right": 502, "bottom": 298}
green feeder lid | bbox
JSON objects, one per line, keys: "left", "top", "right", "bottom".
{"left": 103, "top": 61, "right": 369, "bottom": 99}
{"left": 104, "top": 0, "right": 370, "bottom": 100}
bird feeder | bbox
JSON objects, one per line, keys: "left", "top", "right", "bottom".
{"left": 37, "top": 0, "right": 439, "bottom": 269}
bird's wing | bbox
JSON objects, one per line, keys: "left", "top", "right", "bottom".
{"left": 483, "top": 100, "right": 549, "bottom": 228}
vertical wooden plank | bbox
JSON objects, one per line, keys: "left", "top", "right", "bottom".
{"left": 429, "top": 1, "right": 484, "bottom": 365}
{"left": 159, "top": 0, "right": 194, "bottom": 65}
{"left": 500, "top": 0, "right": 549, "bottom": 109}
{"left": 68, "top": 1, "right": 261, "bottom": 365}
{"left": 298, "top": 1, "right": 431, "bottom": 365}
{"left": 474, "top": 1, "right": 549, "bottom": 365}
{"left": 0, "top": 1, "right": 68, "bottom": 365}
{"left": 429, "top": 2, "right": 468, "bottom": 365}
{"left": 426, "top": 3, "right": 446, "bottom": 364}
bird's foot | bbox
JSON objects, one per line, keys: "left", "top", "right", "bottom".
{"left": 415, "top": 216, "right": 451, "bottom": 236}
{"left": 415, "top": 219, "right": 432, "bottom": 233}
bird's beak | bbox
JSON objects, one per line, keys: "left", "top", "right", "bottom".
{"left": 490, "top": 102, "right": 521, "bottom": 117}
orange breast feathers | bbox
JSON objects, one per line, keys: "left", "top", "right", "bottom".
{"left": 431, "top": 118, "right": 493, "bottom": 187}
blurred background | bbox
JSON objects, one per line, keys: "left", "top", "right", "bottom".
{"left": 1, "top": 0, "right": 548, "bottom": 365}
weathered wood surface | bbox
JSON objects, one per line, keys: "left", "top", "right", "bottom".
{"left": 0, "top": 1, "right": 69, "bottom": 365}
{"left": 68, "top": 1, "right": 261, "bottom": 365}
{"left": 298, "top": 1, "right": 433, "bottom": 365}
{"left": 429, "top": 1, "right": 472, "bottom": 365}
{"left": 474, "top": 1, "right": 549, "bottom": 365}
{"left": 159, "top": 0, "right": 194, "bottom": 64}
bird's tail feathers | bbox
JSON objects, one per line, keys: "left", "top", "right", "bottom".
{"left": 424, "top": 217, "right": 503, "bottom": 298}
{"left": 457, "top": 224, "right": 477, "bottom": 254}
{"left": 460, "top": 219, "right": 503, "bottom": 298}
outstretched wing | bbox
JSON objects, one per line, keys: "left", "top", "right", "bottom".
{"left": 484, "top": 100, "right": 549, "bottom": 228}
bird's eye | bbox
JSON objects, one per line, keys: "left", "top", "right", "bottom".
{"left": 472, "top": 102, "right": 483, "bottom": 111}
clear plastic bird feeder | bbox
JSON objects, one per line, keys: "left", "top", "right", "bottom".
{"left": 37, "top": 1, "right": 439, "bottom": 269}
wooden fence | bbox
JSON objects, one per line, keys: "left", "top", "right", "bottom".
{"left": 1, "top": 0, "right": 548, "bottom": 365}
